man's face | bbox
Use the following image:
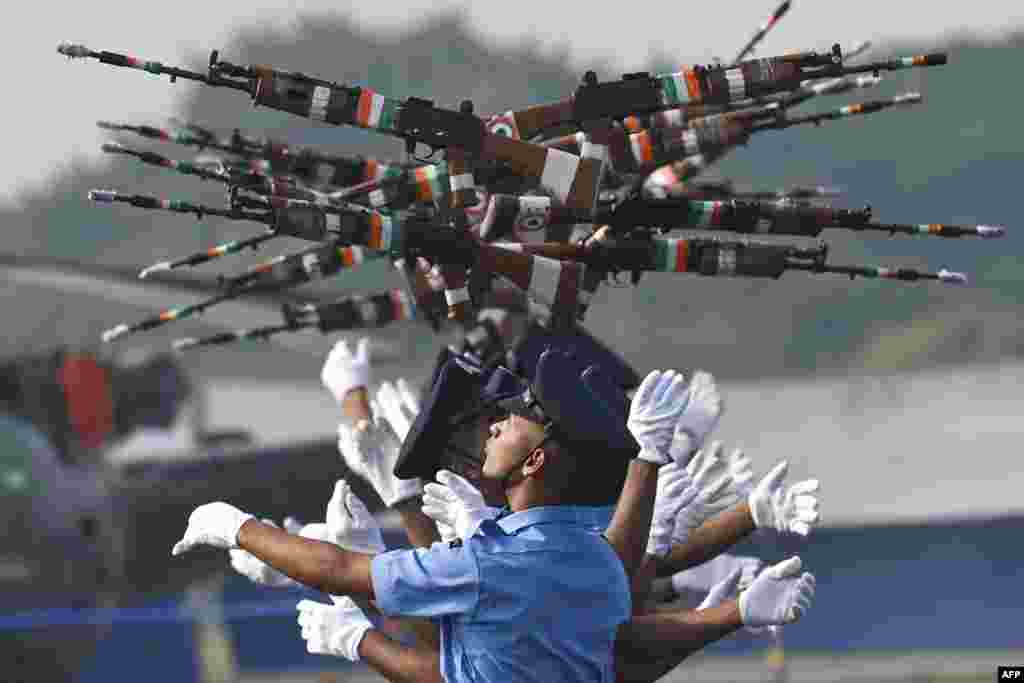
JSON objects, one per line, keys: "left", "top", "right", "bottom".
{"left": 443, "top": 414, "right": 505, "bottom": 506}
{"left": 481, "top": 413, "right": 547, "bottom": 481}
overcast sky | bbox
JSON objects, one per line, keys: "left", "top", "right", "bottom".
{"left": 9, "top": 0, "right": 1022, "bottom": 206}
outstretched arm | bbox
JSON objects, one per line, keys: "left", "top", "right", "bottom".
{"left": 616, "top": 556, "right": 814, "bottom": 682}
{"left": 658, "top": 459, "right": 821, "bottom": 577}
{"left": 616, "top": 602, "right": 743, "bottom": 682}
{"left": 237, "top": 519, "right": 376, "bottom": 598}
{"left": 656, "top": 502, "right": 756, "bottom": 577}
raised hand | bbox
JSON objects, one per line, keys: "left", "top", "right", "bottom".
{"left": 325, "top": 479, "right": 386, "bottom": 554}
{"left": 297, "top": 597, "right": 373, "bottom": 661}
{"left": 171, "top": 502, "right": 253, "bottom": 556}
{"left": 374, "top": 379, "right": 419, "bottom": 442}
{"left": 669, "top": 371, "right": 724, "bottom": 466}
{"left": 628, "top": 370, "right": 690, "bottom": 465}
{"left": 321, "top": 338, "right": 372, "bottom": 404}
{"left": 738, "top": 556, "right": 816, "bottom": 626}
{"left": 748, "top": 461, "right": 821, "bottom": 536}
{"left": 421, "top": 469, "right": 493, "bottom": 542}
{"left": 337, "top": 414, "right": 422, "bottom": 508}
{"left": 647, "top": 462, "right": 697, "bottom": 557}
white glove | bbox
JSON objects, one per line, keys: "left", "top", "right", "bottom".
{"left": 321, "top": 338, "right": 372, "bottom": 405}
{"left": 422, "top": 469, "right": 492, "bottom": 543}
{"left": 647, "top": 463, "right": 697, "bottom": 557}
{"left": 628, "top": 370, "right": 690, "bottom": 465}
{"left": 669, "top": 371, "right": 724, "bottom": 466}
{"left": 675, "top": 471, "right": 733, "bottom": 544}
{"left": 229, "top": 519, "right": 296, "bottom": 587}
{"left": 337, "top": 416, "right": 423, "bottom": 508}
{"left": 325, "top": 479, "right": 386, "bottom": 554}
{"left": 738, "top": 556, "right": 816, "bottom": 626}
{"left": 374, "top": 380, "right": 420, "bottom": 443}
{"left": 697, "top": 567, "right": 743, "bottom": 610}
{"left": 727, "top": 446, "right": 756, "bottom": 496}
{"left": 672, "top": 449, "right": 734, "bottom": 544}
{"left": 171, "top": 502, "right": 253, "bottom": 556}
{"left": 748, "top": 461, "right": 821, "bottom": 537}
{"left": 297, "top": 597, "right": 373, "bottom": 661}
{"left": 297, "top": 522, "right": 331, "bottom": 543}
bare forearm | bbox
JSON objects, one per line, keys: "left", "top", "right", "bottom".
{"left": 656, "top": 502, "right": 755, "bottom": 577}
{"left": 236, "top": 519, "right": 375, "bottom": 598}
{"left": 394, "top": 497, "right": 442, "bottom": 548}
{"left": 630, "top": 554, "right": 659, "bottom": 615}
{"left": 604, "top": 460, "right": 660, "bottom": 576}
{"left": 615, "top": 602, "right": 743, "bottom": 681}
{"left": 342, "top": 386, "right": 373, "bottom": 425}
{"left": 358, "top": 630, "right": 443, "bottom": 683}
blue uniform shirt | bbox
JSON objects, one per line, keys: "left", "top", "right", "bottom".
{"left": 478, "top": 504, "right": 614, "bottom": 533}
{"left": 371, "top": 506, "right": 631, "bottom": 683}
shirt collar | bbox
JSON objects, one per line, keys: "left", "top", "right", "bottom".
{"left": 495, "top": 505, "right": 604, "bottom": 534}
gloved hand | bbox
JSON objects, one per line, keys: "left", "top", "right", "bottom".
{"left": 672, "top": 472, "right": 732, "bottom": 545}
{"left": 321, "top": 338, "right": 372, "bottom": 405}
{"left": 325, "top": 479, "right": 386, "bottom": 554}
{"left": 422, "top": 469, "right": 493, "bottom": 543}
{"left": 229, "top": 519, "right": 296, "bottom": 587}
{"left": 337, "top": 414, "right": 422, "bottom": 508}
{"left": 647, "top": 462, "right": 697, "bottom": 557}
{"left": 671, "top": 441, "right": 753, "bottom": 539}
{"left": 374, "top": 379, "right": 420, "bottom": 443}
{"left": 297, "top": 522, "right": 331, "bottom": 543}
{"left": 669, "top": 371, "right": 724, "bottom": 466}
{"left": 395, "top": 377, "right": 421, "bottom": 416}
{"left": 748, "top": 461, "right": 821, "bottom": 537}
{"left": 171, "top": 502, "right": 254, "bottom": 556}
{"left": 727, "top": 446, "right": 756, "bottom": 496}
{"left": 738, "top": 556, "right": 815, "bottom": 626}
{"left": 697, "top": 567, "right": 743, "bottom": 611}
{"left": 297, "top": 597, "right": 374, "bottom": 661}
{"left": 628, "top": 370, "right": 690, "bottom": 465}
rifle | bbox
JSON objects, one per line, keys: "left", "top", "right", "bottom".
{"left": 99, "top": 121, "right": 521, "bottom": 212}
{"left": 100, "top": 119, "right": 413, "bottom": 188}
{"left": 621, "top": 73, "right": 882, "bottom": 135}
{"left": 100, "top": 241, "right": 382, "bottom": 342}
{"left": 652, "top": 180, "right": 842, "bottom": 201}
{"left": 88, "top": 189, "right": 384, "bottom": 274}
{"left": 479, "top": 46, "right": 943, "bottom": 142}
{"left": 546, "top": 92, "right": 919, "bottom": 176}
{"left": 637, "top": 92, "right": 922, "bottom": 196}
{"left": 172, "top": 288, "right": 417, "bottom": 350}
{"left": 489, "top": 237, "right": 968, "bottom": 285}
{"left": 730, "top": 0, "right": 792, "bottom": 66}
{"left": 597, "top": 197, "right": 1005, "bottom": 239}
{"left": 477, "top": 192, "right": 1005, "bottom": 243}
{"left": 59, "top": 43, "right": 601, "bottom": 210}
{"left": 100, "top": 142, "right": 416, "bottom": 210}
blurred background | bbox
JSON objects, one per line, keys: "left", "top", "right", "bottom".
{"left": 3, "top": 1, "right": 1022, "bottom": 681}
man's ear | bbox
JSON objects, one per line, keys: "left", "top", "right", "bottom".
{"left": 522, "top": 447, "right": 546, "bottom": 478}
